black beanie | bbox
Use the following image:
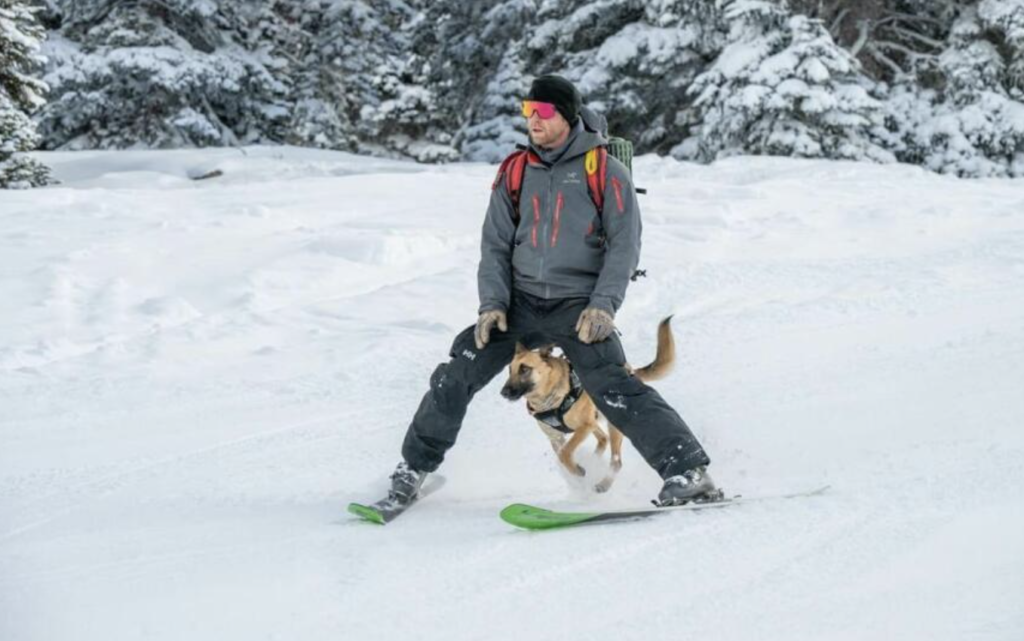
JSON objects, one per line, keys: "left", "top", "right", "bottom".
{"left": 526, "top": 75, "right": 582, "bottom": 124}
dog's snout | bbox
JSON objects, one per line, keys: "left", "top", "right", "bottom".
{"left": 501, "top": 382, "right": 525, "bottom": 401}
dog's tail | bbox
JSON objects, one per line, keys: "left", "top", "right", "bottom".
{"left": 633, "top": 316, "right": 675, "bottom": 382}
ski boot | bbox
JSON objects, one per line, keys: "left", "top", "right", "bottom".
{"left": 389, "top": 461, "right": 427, "bottom": 503}
{"left": 656, "top": 466, "right": 723, "bottom": 506}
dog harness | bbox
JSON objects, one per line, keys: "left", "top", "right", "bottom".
{"left": 528, "top": 368, "right": 584, "bottom": 434}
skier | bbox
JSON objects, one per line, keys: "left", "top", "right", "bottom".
{"left": 387, "top": 75, "right": 717, "bottom": 508}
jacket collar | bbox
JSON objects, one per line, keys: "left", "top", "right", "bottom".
{"left": 529, "top": 119, "right": 605, "bottom": 167}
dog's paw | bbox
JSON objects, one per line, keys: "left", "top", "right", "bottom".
{"left": 594, "top": 479, "right": 613, "bottom": 493}
{"left": 574, "top": 464, "right": 587, "bottom": 477}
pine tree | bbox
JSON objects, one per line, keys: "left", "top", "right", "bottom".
{"left": 0, "top": 0, "right": 52, "bottom": 188}
{"left": 276, "top": 0, "right": 356, "bottom": 151}
{"left": 355, "top": 2, "right": 457, "bottom": 162}
{"left": 979, "top": 0, "right": 1024, "bottom": 97}
{"left": 36, "top": 0, "right": 290, "bottom": 150}
{"left": 413, "top": 0, "right": 534, "bottom": 162}
{"left": 460, "top": 39, "right": 531, "bottom": 162}
{"left": 677, "top": 0, "right": 892, "bottom": 163}
{"left": 259, "top": 0, "right": 456, "bottom": 162}
{"left": 522, "top": 0, "right": 724, "bottom": 154}
{"left": 453, "top": 0, "right": 726, "bottom": 160}
{"left": 884, "top": 5, "right": 1024, "bottom": 177}
{"left": 17, "top": 0, "right": 1024, "bottom": 177}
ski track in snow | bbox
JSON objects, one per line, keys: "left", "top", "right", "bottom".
{"left": 1, "top": 147, "right": 1023, "bottom": 641}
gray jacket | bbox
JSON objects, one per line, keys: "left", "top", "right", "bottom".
{"left": 477, "top": 113, "right": 641, "bottom": 316}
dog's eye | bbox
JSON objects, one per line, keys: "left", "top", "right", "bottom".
{"left": 519, "top": 365, "right": 532, "bottom": 377}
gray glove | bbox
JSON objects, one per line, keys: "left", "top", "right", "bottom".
{"left": 575, "top": 307, "right": 615, "bottom": 344}
{"left": 474, "top": 309, "right": 508, "bottom": 349}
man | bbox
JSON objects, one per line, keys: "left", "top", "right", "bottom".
{"left": 387, "top": 75, "right": 716, "bottom": 506}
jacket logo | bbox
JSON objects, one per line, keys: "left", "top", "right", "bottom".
{"left": 563, "top": 171, "right": 581, "bottom": 184}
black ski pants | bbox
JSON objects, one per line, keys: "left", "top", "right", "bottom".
{"left": 401, "top": 289, "right": 710, "bottom": 479}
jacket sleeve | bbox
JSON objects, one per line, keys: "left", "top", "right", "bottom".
{"left": 589, "top": 156, "right": 641, "bottom": 315}
{"left": 477, "top": 176, "right": 517, "bottom": 314}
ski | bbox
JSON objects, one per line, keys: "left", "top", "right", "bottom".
{"left": 347, "top": 475, "right": 447, "bottom": 525}
{"left": 499, "top": 485, "right": 830, "bottom": 531}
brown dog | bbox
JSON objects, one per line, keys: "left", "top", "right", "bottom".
{"left": 499, "top": 317, "right": 676, "bottom": 492}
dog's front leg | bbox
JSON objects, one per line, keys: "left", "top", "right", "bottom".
{"left": 557, "top": 427, "right": 591, "bottom": 477}
{"left": 592, "top": 425, "right": 608, "bottom": 455}
{"left": 594, "top": 426, "right": 625, "bottom": 493}
{"left": 537, "top": 422, "right": 567, "bottom": 455}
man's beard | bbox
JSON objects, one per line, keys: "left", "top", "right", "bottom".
{"left": 530, "top": 130, "right": 554, "bottom": 150}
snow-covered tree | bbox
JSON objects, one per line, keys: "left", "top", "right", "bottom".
{"left": 274, "top": 0, "right": 355, "bottom": 151}
{"left": 255, "top": 0, "right": 457, "bottom": 162}
{"left": 524, "top": 0, "right": 725, "bottom": 154}
{"left": 0, "top": 0, "right": 52, "bottom": 188}
{"left": 459, "top": 40, "right": 531, "bottom": 162}
{"left": 979, "top": 0, "right": 1024, "bottom": 96}
{"left": 884, "top": 5, "right": 1024, "bottom": 177}
{"left": 412, "top": 0, "right": 535, "bottom": 162}
{"left": 36, "top": 0, "right": 290, "bottom": 149}
{"left": 677, "top": 0, "right": 892, "bottom": 163}
{"left": 340, "top": 0, "right": 456, "bottom": 162}
{"left": 18, "top": 0, "right": 1024, "bottom": 177}
{"left": 452, "top": 0, "right": 724, "bottom": 160}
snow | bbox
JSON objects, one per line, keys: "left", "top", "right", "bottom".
{"left": 594, "top": 23, "right": 698, "bottom": 69}
{"left": 2, "top": 146, "right": 1023, "bottom": 640}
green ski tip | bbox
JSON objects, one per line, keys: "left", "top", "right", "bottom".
{"left": 347, "top": 502, "right": 385, "bottom": 525}
{"left": 500, "top": 503, "right": 601, "bottom": 530}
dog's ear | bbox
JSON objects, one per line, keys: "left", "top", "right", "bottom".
{"left": 538, "top": 344, "right": 555, "bottom": 358}
{"left": 514, "top": 342, "right": 528, "bottom": 355}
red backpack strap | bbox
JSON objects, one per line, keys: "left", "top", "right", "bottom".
{"left": 585, "top": 147, "right": 608, "bottom": 216}
{"left": 493, "top": 149, "right": 540, "bottom": 224}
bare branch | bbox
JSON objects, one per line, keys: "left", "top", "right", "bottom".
{"left": 889, "top": 12, "right": 946, "bottom": 27}
{"left": 830, "top": 7, "right": 850, "bottom": 35}
{"left": 850, "top": 18, "right": 871, "bottom": 58}
{"left": 866, "top": 43, "right": 910, "bottom": 79}
{"left": 891, "top": 26, "right": 945, "bottom": 51}
{"left": 874, "top": 39, "right": 937, "bottom": 61}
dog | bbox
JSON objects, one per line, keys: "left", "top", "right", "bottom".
{"left": 499, "top": 316, "right": 676, "bottom": 493}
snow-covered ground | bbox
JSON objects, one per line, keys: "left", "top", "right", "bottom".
{"left": 2, "top": 146, "right": 1023, "bottom": 641}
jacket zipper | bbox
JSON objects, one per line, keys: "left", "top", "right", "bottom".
{"left": 543, "top": 171, "right": 554, "bottom": 297}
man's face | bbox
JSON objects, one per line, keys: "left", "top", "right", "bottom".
{"left": 525, "top": 104, "right": 571, "bottom": 149}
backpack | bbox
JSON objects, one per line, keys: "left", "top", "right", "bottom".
{"left": 492, "top": 105, "right": 645, "bottom": 225}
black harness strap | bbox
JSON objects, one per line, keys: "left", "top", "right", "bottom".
{"left": 530, "top": 369, "right": 584, "bottom": 434}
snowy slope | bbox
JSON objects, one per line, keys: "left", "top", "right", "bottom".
{"left": 1, "top": 146, "right": 1023, "bottom": 641}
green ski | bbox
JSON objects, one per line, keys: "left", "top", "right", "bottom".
{"left": 348, "top": 475, "right": 447, "bottom": 525}
{"left": 500, "top": 485, "right": 830, "bottom": 531}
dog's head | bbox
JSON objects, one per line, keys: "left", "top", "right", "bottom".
{"left": 500, "top": 343, "right": 556, "bottom": 402}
